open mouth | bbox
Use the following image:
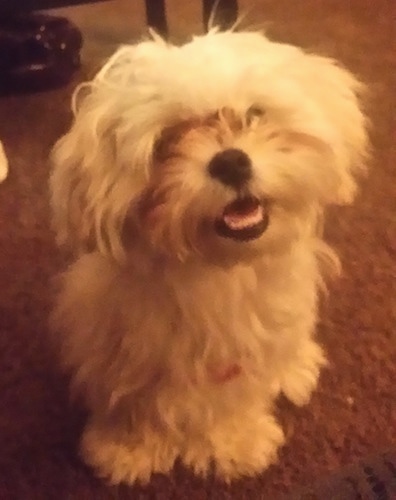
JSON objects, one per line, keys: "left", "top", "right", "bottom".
{"left": 215, "top": 196, "right": 269, "bottom": 241}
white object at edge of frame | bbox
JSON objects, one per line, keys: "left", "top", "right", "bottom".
{"left": 0, "top": 141, "right": 8, "bottom": 182}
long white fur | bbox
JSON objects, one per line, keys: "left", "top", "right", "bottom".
{"left": 50, "top": 29, "right": 368, "bottom": 484}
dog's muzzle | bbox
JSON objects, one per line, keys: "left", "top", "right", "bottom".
{"left": 209, "top": 149, "right": 269, "bottom": 241}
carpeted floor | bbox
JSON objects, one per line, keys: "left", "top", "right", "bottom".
{"left": 0, "top": 1, "right": 395, "bottom": 498}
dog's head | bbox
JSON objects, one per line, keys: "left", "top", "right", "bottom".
{"left": 51, "top": 30, "right": 368, "bottom": 264}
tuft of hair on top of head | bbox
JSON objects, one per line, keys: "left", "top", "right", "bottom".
{"left": 205, "top": 0, "right": 244, "bottom": 34}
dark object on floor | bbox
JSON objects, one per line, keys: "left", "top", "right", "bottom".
{"left": 0, "top": 13, "right": 82, "bottom": 93}
{"left": 291, "top": 449, "right": 396, "bottom": 499}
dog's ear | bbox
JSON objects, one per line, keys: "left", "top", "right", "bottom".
{"left": 50, "top": 85, "right": 154, "bottom": 261}
{"left": 299, "top": 54, "right": 369, "bottom": 205}
{"left": 50, "top": 41, "right": 172, "bottom": 260}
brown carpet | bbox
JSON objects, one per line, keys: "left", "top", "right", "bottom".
{"left": 0, "top": 1, "right": 395, "bottom": 498}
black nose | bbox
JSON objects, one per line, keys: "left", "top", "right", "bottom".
{"left": 208, "top": 148, "right": 252, "bottom": 188}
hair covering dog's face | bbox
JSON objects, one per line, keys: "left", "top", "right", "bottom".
{"left": 51, "top": 30, "right": 367, "bottom": 263}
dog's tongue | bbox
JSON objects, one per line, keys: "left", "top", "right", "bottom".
{"left": 223, "top": 197, "right": 263, "bottom": 230}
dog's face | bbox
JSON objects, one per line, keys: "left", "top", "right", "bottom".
{"left": 137, "top": 106, "right": 338, "bottom": 263}
{"left": 51, "top": 31, "right": 368, "bottom": 264}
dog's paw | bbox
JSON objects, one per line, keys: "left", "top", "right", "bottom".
{"left": 181, "top": 413, "right": 284, "bottom": 481}
{"left": 80, "top": 424, "right": 179, "bottom": 485}
{"left": 213, "top": 414, "right": 284, "bottom": 481}
{"left": 278, "top": 341, "right": 327, "bottom": 406}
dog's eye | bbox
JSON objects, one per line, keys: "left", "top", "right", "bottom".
{"left": 246, "top": 106, "right": 265, "bottom": 125}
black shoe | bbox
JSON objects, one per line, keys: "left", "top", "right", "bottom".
{"left": 0, "top": 12, "right": 83, "bottom": 94}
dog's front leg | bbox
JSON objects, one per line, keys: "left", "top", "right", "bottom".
{"left": 273, "top": 337, "right": 327, "bottom": 407}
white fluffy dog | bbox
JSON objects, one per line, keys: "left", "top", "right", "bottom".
{"left": 50, "top": 29, "right": 368, "bottom": 485}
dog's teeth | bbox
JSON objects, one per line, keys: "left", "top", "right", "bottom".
{"left": 223, "top": 205, "right": 263, "bottom": 230}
